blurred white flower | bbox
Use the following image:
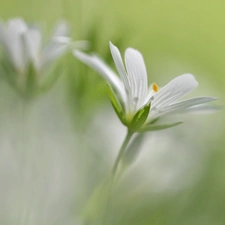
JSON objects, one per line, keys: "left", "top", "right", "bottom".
{"left": 74, "top": 42, "right": 217, "bottom": 132}
{"left": 0, "top": 18, "right": 72, "bottom": 74}
{"left": 0, "top": 18, "right": 88, "bottom": 98}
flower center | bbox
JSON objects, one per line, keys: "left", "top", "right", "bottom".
{"left": 153, "top": 83, "right": 159, "bottom": 92}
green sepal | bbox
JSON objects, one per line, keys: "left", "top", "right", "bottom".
{"left": 38, "top": 64, "right": 62, "bottom": 95}
{"left": 107, "top": 86, "right": 126, "bottom": 125}
{"left": 129, "top": 103, "right": 151, "bottom": 132}
{"left": 0, "top": 59, "right": 22, "bottom": 94}
{"left": 25, "top": 63, "right": 38, "bottom": 99}
{"left": 145, "top": 117, "right": 160, "bottom": 125}
{"left": 139, "top": 121, "right": 183, "bottom": 132}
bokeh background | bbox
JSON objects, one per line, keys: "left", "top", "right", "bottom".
{"left": 0, "top": 0, "right": 224, "bottom": 225}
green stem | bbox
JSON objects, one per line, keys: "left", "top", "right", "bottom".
{"left": 81, "top": 130, "right": 134, "bottom": 225}
{"left": 111, "top": 129, "right": 133, "bottom": 180}
{"left": 101, "top": 130, "right": 133, "bottom": 224}
{"left": 19, "top": 99, "right": 35, "bottom": 225}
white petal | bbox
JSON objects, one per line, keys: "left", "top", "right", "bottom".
{"left": 74, "top": 50, "right": 127, "bottom": 104}
{"left": 42, "top": 39, "right": 89, "bottom": 69}
{"left": 142, "top": 84, "right": 158, "bottom": 106}
{"left": 5, "top": 18, "right": 28, "bottom": 71}
{"left": 183, "top": 104, "right": 222, "bottom": 114}
{"left": 162, "top": 96, "right": 216, "bottom": 111}
{"left": 41, "top": 37, "right": 71, "bottom": 69}
{"left": 152, "top": 74, "right": 198, "bottom": 109}
{"left": 24, "top": 29, "right": 42, "bottom": 70}
{"left": 125, "top": 48, "right": 148, "bottom": 110}
{"left": 41, "top": 43, "right": 68, "bottom": 69}
{"left": 151, "top": 96, "right": 216, "bottom": 118}
{"left": 109, "top": 42, "right": 130, "bottom": 92}
{"left": 51, "top": 20, "right": 70, "bottom": 37}
{"left": 7, "top": 18, "right": 27, "bottom": 34}
{"left": 52, "top": 36, "right": 72, "bottom": 44}
{"left": 72, "top": 40, "right": 90, "bottom": 50}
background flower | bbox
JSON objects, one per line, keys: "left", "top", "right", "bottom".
{"left": 0, "top": 18, "right": 71, "bottom": 74}
{"left": 0, "top": 18, "right": 78, "bottom": 99}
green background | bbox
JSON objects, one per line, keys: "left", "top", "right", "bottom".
{"left": 0, "top": 0, "right": 224, "bottom": 225}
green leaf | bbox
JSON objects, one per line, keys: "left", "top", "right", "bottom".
{"left": 139, "top": 121, "right": 183, "bottom": 132}
{"left": 129, "top": 103, "right": 151, "bottom": 131}
{"left": 107, "top": 86, "right": 126, "bottom": 125}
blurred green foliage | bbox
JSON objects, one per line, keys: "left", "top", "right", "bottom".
{"left": 0, "top": 0, "right": 224, "bottom": 225}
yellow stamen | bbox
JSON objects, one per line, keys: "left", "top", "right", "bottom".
{"left": 153, "top": 83, "right": 159, "bottom": 92}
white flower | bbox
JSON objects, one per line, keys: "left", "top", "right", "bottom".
{"left": 0, "top": 18, "right": 89, "bottom": 98}
{"left": 0, "top": 18, "right": 72, "bottom": 74}
{"left": 74, "top": 42, "right": 217, "bottom": 132}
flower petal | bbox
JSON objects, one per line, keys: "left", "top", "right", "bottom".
{"left": 72, "top": 40, "right": 90, "bottom": 50}
{"left": 24, "top": 29, "right": 42, "bottom": 70}
{"left": 152, "top": 74, "right": 198, "bottom": 109}
{"left": 42, "top": 41, "right": 69, "bottom": 69}
{"left": 7, "top": 18, "right": 27, "bottom": 34}
{"left": 5, "top": 18, "right": 28, "bottom": 71}
{"left": 162, "top": 96, "right": 216, "bottom": 111}
{"left": 109, "top": 42, "right": 130, "bottom": 92}
{"left": 183, "top": 104, "right": 222, "bottom": 114}
{"left": 125, "top": 48, "right": 148, "bottom": 110}
{"left": 74, "top": 50, "right": 127, "bottom": 104}
{"left": 151, "top": 96, "right": 216, "bottom": 118}
{"left": 51, "top": 20, "right": 70, "bottom": 37}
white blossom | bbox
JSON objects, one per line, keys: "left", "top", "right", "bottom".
{"left": 74, "top": 42, "right": 217, "bottom": 131}
{"left": 0, "top": 18, "right": 71, "bottom": 74}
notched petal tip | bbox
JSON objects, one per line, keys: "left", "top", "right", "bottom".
{"left": 203, "top": 96, "right": 217, "bottom": 101}
{"left": 180, "top": 73, "right": 199, "bottom": 88}
{"left": 109, "top": 41, "right": 121, "bottom": 55}
{"left": 125, "top": 47, "right": 143, "bottom": 59}
{"left": 8, "top": 18, "right": 27, "bottom": 33}
{"left": 73, "top": 49, "right": 126, "bottom": 103}
{"left": 109, "top": 41, "right": 119, "bottom": 52}
{"left": 109, "top": 41, "right": 114, "bottom": 47}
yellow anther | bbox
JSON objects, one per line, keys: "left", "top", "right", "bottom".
{"left": 152, "top": 83, "right": 159, "bottom": 92}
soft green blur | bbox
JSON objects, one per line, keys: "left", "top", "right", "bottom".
{"left": 0, "top": 0, "right": 224, "bottom": 225}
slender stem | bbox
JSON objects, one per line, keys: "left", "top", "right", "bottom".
{"left": 101, "top": 130, "right": 133, "bottom": 224}
{"left": 19, "top": 99, "right": 35, "bottom": 225}
{"left": 111, "top": 130, "right": 133, "bottom": 179}
{"left": 82, "top": 130, "right": 134, "bottom": 225}
{"left": 19, "top": 100, "right": 30, "bottom": 225}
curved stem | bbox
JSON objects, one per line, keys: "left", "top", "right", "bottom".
{"left": 82, "top": 130, "right": 134, "bottom": 225}
{"left": 111, "top": 129, "right": 133, "bottom": 179}
{"left": 100, "top": 130, "right": 133, "bottom": 225}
